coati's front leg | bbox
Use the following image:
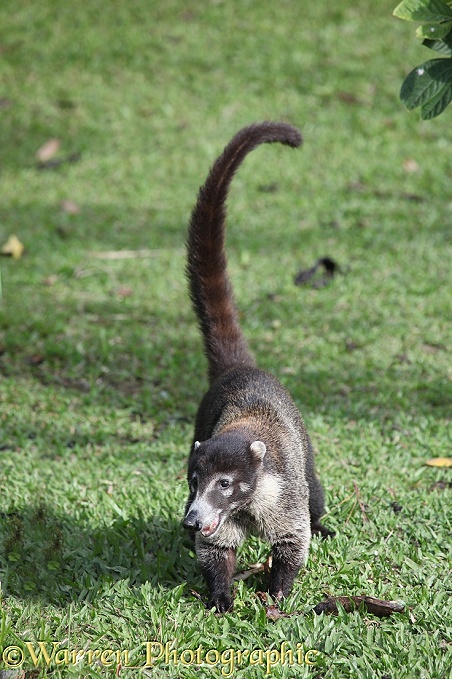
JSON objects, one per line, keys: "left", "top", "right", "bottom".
{"left": 269, "top": 533, "right": 310, "bottom": 600}
{"left": 195, "top": 537, "right": 237, "bottom": 613}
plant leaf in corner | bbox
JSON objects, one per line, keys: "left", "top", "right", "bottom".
{"left": 423, "top": 26, "right": 452, "bottom": 54}
{"left": 416, "top": 21, "right": 452, "bottom": 39}
{"left": 400, "top": 58, "right": 452, "bottom": 118}
{"left": 394, "top": 0, "right": 452, "bottom": 23}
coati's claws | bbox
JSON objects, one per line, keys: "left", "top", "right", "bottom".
{"left": 208, "top": 592, "right": 233, "bottom": 614}
{"left": 311, "top": 522, "right": 336, "bottom": 539}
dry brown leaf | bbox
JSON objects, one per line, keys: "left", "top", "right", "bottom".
{"left": 36, "top": 138, "right": 61, "bottom": 162}
{"left": 336, "top": 91, "right": 361, "bottom": 105}
{"left": 61, "top": 200, "right": 80, "bottom": 214}
{"left": 254, "top": 591, "right": 302, "bottom": 620}
{"left": 28, "top": 354, "right": 45, "bottom": 366}
{"left": 265, "top": 605, "right": 291, "bottom": 621}
{"left": 422, "top": 342, "right": 446, "bottom": 354}
{"left": 429, "top": 480, "right": 452, "bottom": 491}
{"left": 403, "top": 158, "right": 420, "bottom": 173}
{"left": 1, "top": 235, "right": 25, "bottom": 259}
{"left": 115, "top": 286, "right": 133, "bottom": 299}
{"left": 425, "top": 457, "right": 452, "bottom": 468}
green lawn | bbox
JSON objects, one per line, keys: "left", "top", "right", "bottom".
{"left": 0, "top": 0, "right": 451, "bottom": 677}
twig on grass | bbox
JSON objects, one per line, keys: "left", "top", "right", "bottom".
{"left": 234, "top": 555, "right": 272, "bottom": 581}
{"left": 314, "top": 595, "right": 405, "bottom": 617}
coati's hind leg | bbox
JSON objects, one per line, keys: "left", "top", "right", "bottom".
{"left": 308, "top": 474, "right": 335, "bottom": 539}
{"left": 268, "top": 531, "right": 310, "bottom": 601}
{"left": 311, "top": 519, "right": 335, "bottom": 539}
{"left": 306, "top": 443, "right": 335, "bottom": 539}
{"left": 195, "top": 537, "right": 237, "bottom": 613}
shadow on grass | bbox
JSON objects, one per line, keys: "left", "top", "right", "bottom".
{"left": 1, "top": 339, "right": 450, "bottom": 430}
{"left": 0, "top": 504, "right": 201, "bottom": 607}
{"left": 1, "top": 199, "right": 450, "bottom": 424}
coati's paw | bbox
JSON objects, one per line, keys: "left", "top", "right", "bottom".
{"left": 268, "top": 587, "right": 284, "bottom": 601}
{"left": 311, "top": 521, "right": 335, "bottom": 539}
{"left": 208, "top": 592, "right": 233, "bottom": 614}
{"left": 268, "top": 577, "right": 289, "bottom": 601}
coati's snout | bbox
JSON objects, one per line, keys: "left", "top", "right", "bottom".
{"left": 182, "top": 500, "right": 222, "bottom": 537}
{"left": 183, "top": 435, "right": 267, "bottom": 539}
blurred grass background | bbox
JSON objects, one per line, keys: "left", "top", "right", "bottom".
{"left": 0, "top": 1, "right": 451, "bottom": 677}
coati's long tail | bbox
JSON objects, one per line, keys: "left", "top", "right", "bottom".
{"left": 187, "top": 121, "right": 302, "bottom": 384}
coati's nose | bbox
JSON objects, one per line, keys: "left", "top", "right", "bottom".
{"left": 182, "top": 512, "right": 202, "bottom": 531}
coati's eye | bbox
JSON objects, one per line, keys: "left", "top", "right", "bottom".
{"left": 219, "top": 479, "right": 230, "bottom": 489}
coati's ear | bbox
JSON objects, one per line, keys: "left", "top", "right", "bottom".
{"left": 250, "top": 440, "right": 266, "bottom": 460}
{"left": 194, "top": 441, "right": 201, "bottom": 450}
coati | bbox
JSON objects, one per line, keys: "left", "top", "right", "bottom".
{"left": 183, "top": 121, "right": 332, "bottom": 613}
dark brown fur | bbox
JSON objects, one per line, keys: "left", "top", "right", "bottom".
{"left": 186, "top": 122, "right": 301, "bottom": 384}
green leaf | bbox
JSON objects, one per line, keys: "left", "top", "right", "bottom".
{"left": 421, "top": 78, "right": 452, "bottom": 116}
{"left": 394, "top": 0, "right": 452, "bottom": 23}
{"left": 400, "top": 57, "right": 452, "bottom": 118}
{"left": 423, "top": 27, "right": 452, "bottom": 53}
{"left": 416, "top": 21, "right": 452, "bottom": 38}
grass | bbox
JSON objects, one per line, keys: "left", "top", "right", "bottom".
{"left": 0, "top": 0, "right": 451, "bottom": 677}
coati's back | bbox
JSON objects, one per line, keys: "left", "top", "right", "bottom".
{"left": 184, "top": 122, "right": 331, "bottom": 613}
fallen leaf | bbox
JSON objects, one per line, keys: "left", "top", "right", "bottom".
{"left": 255, "top": 591, "right": 270, "bottom": 605}
{"left": 403, "top": 159, "right": 419, "bottom": 173}
{"left": 337, "top": 91, "right": 361, "bottom": 105}
{"left": 401, "top": 192, "right": 425, "bottom": 202}
{"left": 429, "top": 480, "right": 452, "bottom": 491}
{"left": 28, "top": 354, "right": 45, "bottom": 366}
{"left": 115, "top": 286, "right": 133, "bottom": 299}
{"left": 43, "top": 274, "right": 58, "bottom": 286}
{"left": 345, "top": 340, "right": 360, "bottom": 352}
{"left": 422, "top": 342, "right": 446, "bottom": 354}
{"left": 265, "top": 605, "right": 291, "bottom": 621}
{"left": 36, "top": 138, "right": 61, "bottom": 162}
{"left": 254, "top": 592, "right": 301, "bottom": 620}
{"left": 61, "top": 200, "right": 80, "bottom": 214}
{"left": 425, "top": 457, "right": 452, "bottom": 468}
{"left": 1, "top": 235, "right": 25, "bottom": 259}
{"left": 294, "top": 256, "right": 339, "bottom": 287}
{"left": 257, "top": 182, "right": 279, "bottom": 193}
